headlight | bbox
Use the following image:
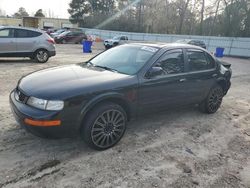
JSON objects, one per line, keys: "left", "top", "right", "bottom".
{"left": 27, "top": 96, "right": 64, "bottom": 111}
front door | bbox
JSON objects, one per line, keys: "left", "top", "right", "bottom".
{"left": 138, "top": 49, "right": 190, "bottom": 113}
{"left": 0, "top": 28, "right": 16, "bottom": 54}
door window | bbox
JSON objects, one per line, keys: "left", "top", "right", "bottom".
{"left": 154, "top": 50, "right": 185, "bottom": 76}
{"left": 15, "top": 29, "right": 42, "bottom": 38}
{"left": 187, "top": 50, "right": 215, "bottom": 71}
{"left": 120, "top": 36, "right": 126, "bottom": 40}
{"left": 0, "top": 29, "right": 14, "bottom": 38}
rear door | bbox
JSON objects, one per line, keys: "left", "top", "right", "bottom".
{"left": 15, "top": 29, "right": 41, "bottom": 53}
{"left": 119, "top": 36, "right": 127, "bottom": 45}
{"left": 65, "top": 32, "right": 75, "bottom": 43}
{"left": 184, "top": 48, "right": 217, "bottom": 103}
{"left": 0, "top": 28, "right": 16, "bottom": 54}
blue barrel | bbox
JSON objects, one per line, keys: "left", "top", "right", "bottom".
{"left": 215, "top": 47, "right": 224, "bottom": 57}
{"left": 83, "top": 41, "right": 92, "bottom": 53}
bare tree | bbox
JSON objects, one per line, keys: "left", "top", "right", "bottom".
{"left": 199, "top": 0, "right": 205, "bottom": 35}
{"left": 175, "top": 0, "right": 191, "bottom": 34}
{"left": 210, "top": 0, "right": 221, "bottom": 35}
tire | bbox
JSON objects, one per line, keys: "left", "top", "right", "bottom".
{"left": 62, "top": 39, "right": 66, "bottom": 44}
{"left": 34, "top": 49, "right": 49, "bottom": 63}
{"left": 81, "top": 102, "right": 127, "bottom": 150}
{"left": 199, "top": 85, "right": 224, "bottom": 114}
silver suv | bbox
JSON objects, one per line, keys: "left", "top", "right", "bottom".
{"left": 103, "top": 35, "right": 128, "bottom": 49}
{"left": 0, "top": 26, "right": 56, "bottom": 63}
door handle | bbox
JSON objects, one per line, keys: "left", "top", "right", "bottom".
{"left": 179, "top": 78, "right": 187, "bottom": 82}
{"left": 212, "top": 74, "right": 218, "bottom": 77}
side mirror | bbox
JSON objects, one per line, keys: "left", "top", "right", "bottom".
{"left": 146, "top": 66, "right": 164, "bottom": 79}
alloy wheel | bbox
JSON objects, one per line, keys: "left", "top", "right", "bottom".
{"left": 36, "top": 50, "right": 48, "bottom": 63}
{"left": 91, "top": 109, "right": 126, "bottom": 149}
{"left": 207, "top": 87, "right": 223, "bottom": 113}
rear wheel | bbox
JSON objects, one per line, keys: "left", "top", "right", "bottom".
{"left": 199, "top": 85, "right": 224, "bottom": 114}
{"left": 34, "top": 49, "right": 49, "bottom": 63}
{"left": 81, "top": 102, "right": 127, "bottom": 150}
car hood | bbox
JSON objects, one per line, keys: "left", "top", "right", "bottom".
{"left": 18, "top": 64, "right": 132, "bottom": 100}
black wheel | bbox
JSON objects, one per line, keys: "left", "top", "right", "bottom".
{"left": 199, "top": 85, "right": 224, "bottom": 114}
{"left": 62, "top": 39, "right": 66, "bottom": 44}
{"left": 34, "top": 49, "right": 49, "bottom": 63}
{"left": 81, "top": 102, "right": 127, "bottom": 150}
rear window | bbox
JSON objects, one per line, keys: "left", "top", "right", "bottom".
{"left": 15, "top": 29, "right": 42, "bottom": 38}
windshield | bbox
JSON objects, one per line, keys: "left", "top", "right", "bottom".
{"left": 89, "top": 45, "right": 158, "bottom": 75}
{"left": 113, "top": 36, "right": 120, "bottom": 40}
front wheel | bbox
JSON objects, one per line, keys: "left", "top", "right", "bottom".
{"left": 81, "top": 102, "right": 127, "bottom": 150}
{"left": 199, "top": 85, "right": 224, "bottom": 114}
{"left": 34, "top": 49, "right": 49, "bottom": 63}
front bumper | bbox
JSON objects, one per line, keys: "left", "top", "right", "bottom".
{"left": 9, "top": 90, "right": 77, "bottom": 138}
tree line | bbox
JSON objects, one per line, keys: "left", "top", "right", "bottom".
{"left": 68, "top": 0, "right": 250, "bottom": 37}
{"left": 0, "top": 7, "right": 45, "bottom": 18}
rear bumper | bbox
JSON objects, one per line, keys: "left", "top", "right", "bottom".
{"left": 224, "top": 80, "right": 231, "bottom": 95}
{"left": 48, "top": 51, "right": 56, "bottom": 57}
{"left": 9, "top": 90, "right": 77, "bottom": 138}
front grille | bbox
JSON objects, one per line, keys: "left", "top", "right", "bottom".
{"left": 15, "top": 88, "right": 28, "bottom": 103}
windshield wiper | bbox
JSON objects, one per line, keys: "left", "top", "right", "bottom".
{"left": 93, "top": 65, "right": 119, "bottom": 73}
{"left": 86, "top": 61, "right": 120, "bottom": 73}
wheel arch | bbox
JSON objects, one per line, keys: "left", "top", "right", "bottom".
{"left": 32, "top": 48, "right": 49, "bottom": 57}
{"left": 216, "top": 78, "right": 228, "bottom": 94}
{"left": 77, "top": 93, "right": 132, "bottom": 130}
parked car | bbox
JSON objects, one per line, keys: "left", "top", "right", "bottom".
{"left": 10, "top": 43, "right": 231, "bottom": 150}
{"left": 44, "top": 28, "right": 57, "bottom": 35}
{"left": 176, "top": 39, "right": 207, "bottom": 49}
{"left": 50, "top": 28, "right": 67, "bottom": 38}
{"left": 54, "top": 31, "right": 87, "bottom": 44}
{"left": 0, "top": 26, "right": 56, "bottom": 63}
{"left": 104, "top": 35, "right": 128, "bottom": 49}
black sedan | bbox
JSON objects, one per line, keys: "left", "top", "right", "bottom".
{"left": 10, "top": 43, "right": 231, "bottom": 150}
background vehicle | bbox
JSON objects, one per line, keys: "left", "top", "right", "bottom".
{"left": 176, "top": 39, "right": 207, "bottom": 49}
{"left": 54, "top": 30, "right": 87, "bottom": 44}
{"left": 50, "top": 28, "right": 67, "bottom": 38}
{"left": 0, "top": 26, "right": 56, "bottom": 63}
{"left": 44, "top": 28, "right": 57, "bottom": 36}
{"left": 10, "top": 43, "right": 231, "bottom": 150}
{"left": 104, "top": 35, "right": 128, "bottom": 49}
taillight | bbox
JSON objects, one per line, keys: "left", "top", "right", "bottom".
{"left": 47, "top": 39, "right": 55, "bottom": 44}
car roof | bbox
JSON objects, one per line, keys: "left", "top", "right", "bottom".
{"left": 0, "top": 26, "right": 43, "bottom": 33}
{"left": 126, "top": 42, "right": 206, "bottom": 50}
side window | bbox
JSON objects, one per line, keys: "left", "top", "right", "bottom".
{"left": 205, "top": 53, "right": 216, "bottom": 69}
{"left": 15, "top": 29, "right": 29, "bottom": 38}
{"left": 29, "top": 31, "right": 42, "bottom": 37}
{"left": 120, "top": 36, "right": 126, "bottom": 40}
{"left": 0, "top": 29, "right": 14, "bottom": 38}
{"left": 155, "top": 50, "right": 185, "bottom": 75}
{"left": 187, "top": 50, "right": 214, "bottom": 71}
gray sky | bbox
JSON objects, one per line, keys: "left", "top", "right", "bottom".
{"left": 0, "top": 0, "right": 71, "bottom": 18}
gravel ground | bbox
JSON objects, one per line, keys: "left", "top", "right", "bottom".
{"left": 0, "top": 43, "right": 250, "bottom": 188}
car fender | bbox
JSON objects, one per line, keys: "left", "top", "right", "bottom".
{"left": 76, "top": 92, "right": 132, "bottom": 129}
{"left": 32, "top": 44, "right": 50, "bottom": 53}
